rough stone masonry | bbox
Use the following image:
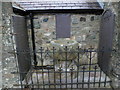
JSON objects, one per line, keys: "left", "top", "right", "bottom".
{"left": 0, "top": 2, "right": 120, "bottom": 89}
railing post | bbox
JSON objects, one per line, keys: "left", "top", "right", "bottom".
{"left": 30, "top": 13, "right": 37, "bottom": 66}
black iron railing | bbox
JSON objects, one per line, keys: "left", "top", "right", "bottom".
{"left": 12, "top": 46, "right": 113, "bottom": 89}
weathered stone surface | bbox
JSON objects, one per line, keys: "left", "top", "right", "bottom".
{"left": 26, "top": 14, "right": 100, "bottom": 71}
{"left": 2, "top": 2, "right": 19, "bottom": 88}
{"left": 34, "top": 20, "right": 41, "bottom": 29}
{"left": 30, "top": 14, "right": 100, "bottom": 51}
{"left": 1, "top": 2, "right": 120, "bottom": 89}
{"left": 0, "top": 2, "right": 2, "bottom": 89}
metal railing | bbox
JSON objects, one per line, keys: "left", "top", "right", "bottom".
{"left": 13, "top": 46, "right": 112, "bottom": 89}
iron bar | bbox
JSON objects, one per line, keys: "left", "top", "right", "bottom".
{"left": 77, "top": 46, "right": 80, "bottom": 88}
{"left": 88, "top": 48, "right": 92, "bottom": 88}
{"left": 65, "top": 46, "right": 68, "bottom": 88}
{"left": 59, "top": 67, "right": 62, "bottom": 89}
{"left": 30, "top": 13, "right": 37, "bottom": 66}
{"left": 48, "top": 68, "right": 51, "bottom": 88}
{"left": 93, "top": 65, "right": 97, "bottom": 87}
{"left": 40, "top": 47, "right": 45, "bottom": 88}
{"left": 70, "top": 67, "right": 73, "bottom": 89}
{"left": 15, "top": 70, "right": 102, "bottom": 74}
{"left": 53, "top": 47, "right": 56, "bottom": 88}
{"left": 36, "top": 70, "right": 39, "bottom": 88}
{"left": 33, "top": 66, "right": 54, "bottom": 70}
{"left": 104, "top": 73, "right": 107, "bottom": 87}
{"left": 13, "top": 81, "right": 111, "bottom": 87}
{"left": 82, "top": 66, "right": 85, "bottom": 88}
{"left": 99, "top": 69, "right": 102, "bottom": 87}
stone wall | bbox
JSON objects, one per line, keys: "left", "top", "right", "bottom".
{"left": 1, "top": 1, "right": 120, "bottom": 89}
{"left": 1, "top": 3, "right": 101, "bottom": 88}
{"left": 28, "top": 4, "right": 120, "bottom": 88}
{"left": 29, "top": 14, "right": 100, "bottom": 50}
{"left": 0, "top": 2, "right": 2, "bottom": 89}
{"left": 2, "top": 2, "right": 19, "bottom": 88}
{"left": 27, "top": 14, "right": 101, "bottom": 66}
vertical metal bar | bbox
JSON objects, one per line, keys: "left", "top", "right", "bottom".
{"left": 99, "top": 69, "right": 102, "bottom": 87}
{"left": 82, "top": 66, "right": 85, "bottom": 88}
{"left": 65, "top": 46, "right": 68, "bottom": 88}
{"left": 30, "top": 13, "right": 37, "bottom": 66}
{"left": 48, "top": 68, "right": 50, "bottom": 88}
{"left": 77, "top": 46, "right": 80, "bottom": 88}
{"left": 40, "top": 47, "right": 45, "bottom": 88}
{"left": 104, "top": 74, "right": 107, "bottom": 87}
{"left": 36, "top": 70, "right": 39, "bottom": 88}
{"left": 70, "top": 67, "right": 73, "bottom": 89}
{"left": 93, "top": 65, "right": 97, "bottom": 87}
{"left": 59, "top": 67, "right": 62, "bottom": 89}
{"left": 88, "top": 49, "right": 92, "bottom": 88}
{"left": 53, "top": 47, "right": 56, "bottom": 88}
